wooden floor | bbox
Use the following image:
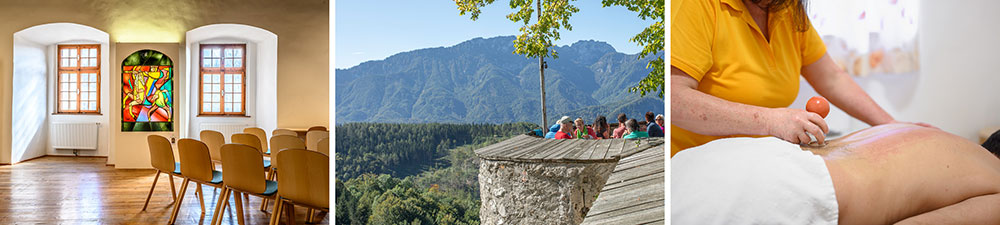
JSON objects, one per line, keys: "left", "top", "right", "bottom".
{"left": 581, "top": 142, "right": 665, "bottom": 225}
{"left": 0, "top": 156, "right": 328, "bottom": 224}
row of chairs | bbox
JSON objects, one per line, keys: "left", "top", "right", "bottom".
{"left": 144, "top": 126, "right": 329, "bottom": 225}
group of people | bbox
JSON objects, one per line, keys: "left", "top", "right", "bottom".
{"left": 543, "top": 111, "right": 665, "bottom": 140}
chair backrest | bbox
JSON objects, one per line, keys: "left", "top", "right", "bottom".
{"left": 232, "top": 133, "right": 263, "bottom": 154}
{"left": 272, "top": 128, "right": 297, "bottom": 137}
{"left": 221, "top": 144, "right": 267, "bottom": 194}
{"left": 276, "top": 149, "right": 329, "bottom": 209}
{"left": 244, "top": 127, "right": 269, "bottom": 152}
{"left": 270, "top": 135, "right": 307, "bottom": 168}
{"left": 200, "top": 130, "right": 225, "bottom": 162}
{"left": 271, "top": 135, "right": 306, "bottom": 154}
{"left": 177, "top": 139, "right": 214, "bottom": 182}
{"left": 147, "top": 135, "right": 176, "bottom": 173}
{"left": 316, "top": 138, "right": 329, "bottom": 156}
{"left": 307, "top": 126, "right": 327, "bottom": 132}
{"left": 306, "top": 130, "right": 329, "bottom": 150}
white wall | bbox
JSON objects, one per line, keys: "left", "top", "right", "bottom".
{"left": 11, "top": 23, "right": 111, "bottom": 164}
{"left": 184, "top": 24, "right": 278, "bottom": 139}
{"left": 791, "top": 0, "right": 1000, "bottom": 141}
{"left": 11, "top": 36, "right": 48, "bottom": 163}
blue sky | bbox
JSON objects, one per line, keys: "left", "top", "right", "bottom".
{"left": 335, "top": 1, "right": 654, "bottom": 69}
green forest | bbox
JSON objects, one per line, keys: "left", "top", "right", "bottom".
{"left": 335, "top": 123, "right": 535, "bottom": 224}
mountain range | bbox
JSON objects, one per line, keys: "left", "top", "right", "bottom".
{"left": 335, "top": 36, "right": 664, "bottom": 125}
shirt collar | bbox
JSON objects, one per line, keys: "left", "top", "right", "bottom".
{"left": 721, "top": 0, "right": 746, "bottom": 13}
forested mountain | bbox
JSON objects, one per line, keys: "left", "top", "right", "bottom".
{"left": 336, "top": 36, "right": 664, "bottom": 124}
{"left": 335, "top": 122, "right": 535, "bottom": 180}
{"left": 336, "top": 140, "right": 497, "bottom": 225}
{"left": 335, "top": 123, "right": 528, "bottom": 224}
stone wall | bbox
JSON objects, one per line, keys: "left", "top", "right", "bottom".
{"left": 478, "top": 159, "right": 616, "bottom": 225}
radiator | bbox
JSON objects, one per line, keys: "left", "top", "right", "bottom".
{"left": 50, "top": 122, "right": 100, "bottom": 150}
{"left": 199, "top": 123, "right": 251, "bottom": 142}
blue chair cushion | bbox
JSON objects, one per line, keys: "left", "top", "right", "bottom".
{"left": 263, "top": 160, "right": 271, "bottom": 168}
{"left": 210, "top": 170, "right": 223, "bottom": 184}
{"left": 172, "top": 162, "right": 182, "bottom": 174}
{"left": 262, "top": 180, "right": 278, "bottom": 196}
{"left": 265, "top": 148, "right": 271, "bottom": 155}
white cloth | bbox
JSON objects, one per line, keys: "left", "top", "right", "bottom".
{"left": 671, "top": 137, "right": 839, "bottom": 225}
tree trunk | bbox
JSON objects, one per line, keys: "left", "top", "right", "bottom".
{"left": 537, "top": 0, "right": 547, "bottom": 130}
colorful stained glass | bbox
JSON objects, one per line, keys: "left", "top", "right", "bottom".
{"left": 122, "top": 50, "right": 173, "bottom": 132}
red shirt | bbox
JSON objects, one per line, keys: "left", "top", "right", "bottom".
{"left": 555, "top": 131, "right": 573, "bottom": 139}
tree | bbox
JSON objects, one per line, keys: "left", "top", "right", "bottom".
{"left": 455, "top": 0, "right": 580, "bottom": 129}
{"left": 602, "top": 0, "right": 665, "bottom": 98}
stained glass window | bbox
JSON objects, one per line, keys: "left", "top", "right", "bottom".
{"left": 57, "top": 45, "right": 100, "bottom": 114}
{"left": 199, "top": 44, "right": 246, "bottom": 115}
{"left": 122, "top": 50, "right": 173, "bottom": 132}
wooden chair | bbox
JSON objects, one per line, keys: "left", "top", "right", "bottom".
{"left": 244, "top": 127, "right": 270, "bottom": 155}
{"left": 200, "top": 130, "right": 225, "bottom": 165}
{"left": 307, "top": 126, "right": 327, "bottom": 132}
{"left": 169, "top": 139, "right": 225, "bottom": 224}
{"left": 232, "top": 133, "right": 272, "bottom": 171}
{"left": 213, "top": 144, "right": 280, "bottom": 225}
{"left": 316, "top": 137, "right": 329, "bottom": 156}
{"left": 306, "top": 130, "right": 329, "bottom": 151}
{"left": 272, "top": 129, "right": 297, "bottom": 137}
{"left": 260, "top": 135, "right": 306, "bottom": 210}
{"left": 271, "top": 149, "right": 329, "bottom": 224}
{"left": 143, "top": 135, "right": 181, "bottom": 211}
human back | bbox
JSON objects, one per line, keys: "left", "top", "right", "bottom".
{"left": 808, "top": 124, "right": 1000, "bottom": 224}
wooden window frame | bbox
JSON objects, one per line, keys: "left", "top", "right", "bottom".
{"left": 56, "top": 44, "right": 101, "bottom": 115}
{"left": 198, "top": 44, "right": 247, "bottom": 116}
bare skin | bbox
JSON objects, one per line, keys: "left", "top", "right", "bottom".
{"left": 802, "top": 123, "right": 1000, "bottom": 224}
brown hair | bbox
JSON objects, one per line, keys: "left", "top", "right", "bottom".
{"left": 750, "top": 0, "right": 810, "bottom": 32}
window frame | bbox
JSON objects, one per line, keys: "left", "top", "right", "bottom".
{"left": 56, "top": 44, "right": 101, "bottom": 115}
{"left": 198, "top": 44, "right": 247, "bottom": 116}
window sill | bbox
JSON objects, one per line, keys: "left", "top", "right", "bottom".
{"left": 197, "top": 114, "right": 251, "bottom": 118}
{"left": 52, "top": 112, "right": 103, "bottom": 116}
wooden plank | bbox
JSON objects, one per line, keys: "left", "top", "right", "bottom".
{"left": 477, "top": 135, "right": 542, "bottom": 159}
{"left": 505, "top": 138, "right": 563, "bottom": 160}
{"left": 586, "top": 177, "right": 664, "bottom": 219}
{"left": 538, "top": 139, "right": 587, "bottom": 160}
{"left": 563, "top": 140, "right": 598, "bottom": 161}
{"left": 582, "top": 200, "right": 664, "bottom": 225}
{"left": 581, "top": 145, "right": 665, "bottom": 225}
{"left": 475, "top": 135, "right": 534, "bottom": 156}
{"left": 587, "top": 139, "right": 614, "bottom": 160}
{"left": 546, "top": 139, "right": 588, "bottom": 161}
{"left": 472, "top": 134, "right": 527, "bottom": 155}
{"left": 607, "top": 139, "right": 627, "bottom": 159}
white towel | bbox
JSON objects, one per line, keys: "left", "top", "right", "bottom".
{"left": 671, "top": 137, "right": 839, "bottom": 225}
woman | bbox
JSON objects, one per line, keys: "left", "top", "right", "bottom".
{"left": 670, "top": 0, "right": 930, "bottom": 156}
{"left": 594, "top": 116, "right": 611, "bottom": 139}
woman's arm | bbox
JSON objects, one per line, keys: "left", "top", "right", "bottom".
{"left": 671, "top": 66, "right": 828, "bottom": 144}
{"left": 801, "top": 54, "right": 895, "bottom": 126}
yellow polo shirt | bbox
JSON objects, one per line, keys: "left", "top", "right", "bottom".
{"left": 671, "top": 0, "right": 827, "bottom": 156}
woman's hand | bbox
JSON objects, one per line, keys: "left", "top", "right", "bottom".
{"left": 766, "top": 108, "right": 830, "bottom": 145}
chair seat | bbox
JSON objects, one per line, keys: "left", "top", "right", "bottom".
{"left": 172, "top": 162, "right": 182, "bottom": 175}
{"left": 263, "top": 180, "right": 277, "bottom": 196}
{"left": 263, "top": 160, "right": 271, "bottom": 168}
{"left": 210, "top": 170, "right": 223, "bottom": 184}
{"left": 265, "top": 149, "right": 271, "bottom": 155}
